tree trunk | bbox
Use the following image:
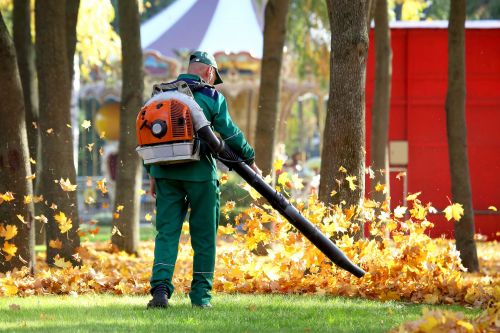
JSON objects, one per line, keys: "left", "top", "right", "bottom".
{"left": 35, "top": 1, "right": 80, "bottom": 266}
{"left": 13, "top": 0, "right": 43, "bottom": 245}
{"left": 320, "top": 0, "right": 369, "bottom": 240}
{"left": 66, "top": 0, "right": 80, "bottom": 83}
{"left": 111, "top": 0, "right": 144, "bottom": 254}
{"left": 445, "top": 0, "right": 479, "bottom": 272}
{"left": 370, "top": 0, "right": 392, "bottom": 205}
{"left": 0, "top": 11, "right": 35, "bottom": 273}
{"left": 254, "top": 0, "right": 290, "bottom": 176}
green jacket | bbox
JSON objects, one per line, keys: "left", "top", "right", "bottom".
{"left": 144, "top": 74, "right": 255, "bottom": 181}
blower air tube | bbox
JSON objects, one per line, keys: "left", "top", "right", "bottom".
{"left": 197, "top": 126, "right": 366, "bottom": 278}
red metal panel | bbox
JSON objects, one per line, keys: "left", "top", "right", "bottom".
{"left": 365, "top": 25, "right": 500, "bottom": 240}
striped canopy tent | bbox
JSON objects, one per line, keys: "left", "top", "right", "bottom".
{"left": 140, "top": 0, "right": 265, "bottom": 58}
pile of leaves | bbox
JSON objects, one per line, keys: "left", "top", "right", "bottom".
{"left": 391, "top": 302, "right": 499, "bottom": 332}
{"left": 1, "top": 186, "right": 498, "bottom": 308}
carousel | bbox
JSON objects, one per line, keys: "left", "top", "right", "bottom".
{"left": 78, "top": 0, "right": 324, "bottom": 211}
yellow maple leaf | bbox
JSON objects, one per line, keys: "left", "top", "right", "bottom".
{"left": 16, "top": 215, "right": 26, "bottom": 224}
{"left": 111, "top": 226, "right": 122, "bottom": 236}
{"left": 375, "top": 182, "right": 386, "bottom": 193}
{"left": 116, "top": 205, "right": 124, "bottom": 212}
{"left": 365, "top": 166, "right": 375, "bottom": 179}
{"left": 444, "top": 203, "right": 464, "bottom": 222}
{"left": 220, "top": 173, "right": 229, "bottom": 185}
{"left": 29, "top": 157, "right": 36, "bottom": 164}
{"left": 394, "top": 206, "right": 407, "bottom": 218}
{"left": 32, "top": 195, "right": 44, "bottom": 203}
{"left": 488, "top": 206, "right": 497, "bottom": 212}
{"left": 3, "top": 283, "right": 18, "bottom": 296}
{"left": 345, "top": 175, "right": 357, "bottom": 191}
{"left": 59, "top": 178, "right": 77, "bottom": 192}
{"left": 2, "top": 241, "right": 17, "bottom": 256}
{"left": 96, "top": 178, "right": 108, "bottom": 194}
{"left": 81, "top": 120, "right": 92, "bottom": 130}
{"left": 86, "top": 143, "right": 95, "bottom": 152}
{"left": 3, "top": 225, "right": 18, "bottom": 241}
{"left": 54, "top": 255, "right": 72, "bottom": 268}
{"left": 396, "top": 171, "right": 406, "bottom": 180}
{"left": 338, "top": 166, "right": 347, "bottom": 173}
{"left": 25, "top": 173, "right": 36, "bottom": 181}
{"left": 406, "top": 192, "right": 421, "bottom": 201}
{"left": 54, "top": 212, "right": 73, "bottom": 233}
{"left": 46, "top": 128, "right": 54, "bottom": 134}
{"left": 49, "top": 239, "right": 63, "bottom": 249}
{"left": 99, "top": 131, "right": 106, "bottom": 139}
{"left": 277, "top": 172, "right": 291, "bottom": 188}
{"left": 242, "top": 183, "right": 261, "bottom": 200}
{"left": 273, "top": 159, "right": 284, "bottom": 172}
{"left": 34, "top": 214, "right": 48, "bottom": 224}
{"left": 144, "top": 213, "right": 152, "bottom": 222}
{"left": 1, "top": 192, "right": 15, "bottom": 202}
{"left": 24, "top": 195, "right": 32, "bottom": 204}
{"left": 218, "top": 224, "right": 236, "bottom": 235}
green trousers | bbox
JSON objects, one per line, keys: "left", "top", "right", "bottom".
{"left": 150, "top": 178, "right": 220, "bottom": 305}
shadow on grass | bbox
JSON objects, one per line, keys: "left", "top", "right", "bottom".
{"left": 0, "top": 295, "right": 481, "bottom": 333}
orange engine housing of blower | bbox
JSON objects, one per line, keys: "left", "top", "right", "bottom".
{"left": 135, "top": 97, "right": 201, "bottom": 165}
{"left": 136, "top": 99, "right": 194, "bottom": 146}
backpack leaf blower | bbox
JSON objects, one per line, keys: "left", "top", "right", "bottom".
{"left": 136, "top": 80, "right": 366, "bottom": 278}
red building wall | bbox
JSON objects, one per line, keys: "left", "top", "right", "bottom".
{"left": 365, "top": 24, "right": 500, "bottom": 241}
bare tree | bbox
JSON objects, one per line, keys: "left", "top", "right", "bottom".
{"left": 254, "top": 0, "right": 290, "bottom": 176}
{"left": 320, "top": 0, "right": 369, "bottom": 240}
{"left": 111, "top": 0, "right": 144, "bottom": 254}
{"left": 445, "top": 0, "right": 479, "bottom": 272}
{"left": 370, "top": 0, "right": 392, "bottom": 205}
{"left": 35, "top": 0, "right": 80, "bottom": 266}
{"left": 0, "top": 10, "right": 35, "bottom": 273}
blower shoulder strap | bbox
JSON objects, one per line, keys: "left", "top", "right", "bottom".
{"left": 152, "top": 78, "right": 219, "bottom": 101}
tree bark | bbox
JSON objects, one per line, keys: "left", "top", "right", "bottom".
{"left": 370, "top": 0, "right": 392, "bottom": 205}
{"left": 254, "top": 0, "right": 290, "bottom": 176}
{"left": 66, "top": 0, "right": 80, "bottom": 83}
{"left": 35, "top": 0, "right": 80, "bottom": 266}
{"left": 13, "top": 0, "right": 43, "bottom": 245}
{"left": 111, "top": 0, "right": 144, "bottom": 254}
{"left": 0, "top": 11, "right": 35, "bottom": 273}
{"left": 445, "top": 0, "right": 479, "bottom": 272}
{"left": 320, "top": 0, "right": 369, "bottom": 240}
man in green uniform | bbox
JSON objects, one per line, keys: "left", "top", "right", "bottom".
{"left": 145, "top": 51, "right": 261, "bottom": 309}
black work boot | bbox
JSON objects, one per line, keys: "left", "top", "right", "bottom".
{"left": 147, "top": 284, "right": 169, "bottom": 309}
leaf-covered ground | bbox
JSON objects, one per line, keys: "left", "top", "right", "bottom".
{"left": 1, "top": 171, "right": 499, "bottom": 332}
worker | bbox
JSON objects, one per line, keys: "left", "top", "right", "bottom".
{"left": 145, "top": 51, "right": 261, "bottom": 309}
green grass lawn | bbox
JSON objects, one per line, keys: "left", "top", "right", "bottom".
{"left": 0, "top": 294, "right": 480, "bottom": 333}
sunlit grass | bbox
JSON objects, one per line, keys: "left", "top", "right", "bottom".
{"left": 0, "top": 294, "right": 480, "bottom": 333}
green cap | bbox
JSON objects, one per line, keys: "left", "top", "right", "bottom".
{"left": 189, "top": 51, "right": 223, "bottom": 85}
